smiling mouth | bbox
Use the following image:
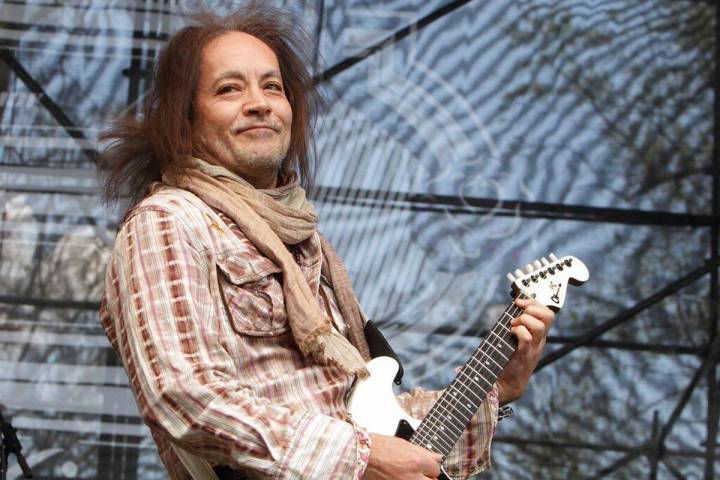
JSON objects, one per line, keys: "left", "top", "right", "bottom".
{"left": 238, "top": 125, "right": 275, "bottom": 134}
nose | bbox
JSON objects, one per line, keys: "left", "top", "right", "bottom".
{"left": 242, "top": 86, "right": 271, "bottom": 117}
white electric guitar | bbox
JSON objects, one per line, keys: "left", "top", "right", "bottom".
{"left": 348, "top": 253, "right": 589, "bottom": 479}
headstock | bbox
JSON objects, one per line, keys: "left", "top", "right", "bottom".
{"left": 506, "top": 253, "right": 589, "bottom": 311}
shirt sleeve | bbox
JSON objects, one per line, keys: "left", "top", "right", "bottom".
{"left": 396, "top": 385, "right": 499, "bottom": 479}
{"left": 100, "top": 207, "right": 369, "bottom": 479}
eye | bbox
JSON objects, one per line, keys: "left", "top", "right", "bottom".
{"left": 265, "top": 82, "right": 283, "bottom": 92}
{"left": 217, "top": 84, "right": 239, "bottom": 95}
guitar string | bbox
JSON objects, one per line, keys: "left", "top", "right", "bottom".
{"left": 414, "top": 365, "right": 498, "bottom": 450}
{"left": 416, "top": 368, "right": 505, "bottom": 450}
{"left": 413, "top": 300, "right": 523, "bottom": 446}
{"left": 412, "top": 291, "right": 528, "bottom": 446}
{"left": 413, "top": 289, "right": 530, "bottom": 445}
{"left": 412, "top": 293, "right": 529, "bottom": 451}
{"left": 486, "top": 321, "right": 516, "bottom": 357}
{"left": 416, "top": 285, "right": 565, "bottom": 454}
{"left": 426, "top": 313, "right": 514, "bottom": 419}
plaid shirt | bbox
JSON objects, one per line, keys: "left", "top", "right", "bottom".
{"left": 100, "top": 186, "right": 498, "bottom": 480}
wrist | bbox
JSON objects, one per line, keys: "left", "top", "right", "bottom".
{"left": 496, "top": 380, "right": 522, "bottom": 406}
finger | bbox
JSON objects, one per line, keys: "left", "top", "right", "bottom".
{"left": 420, "top": 460, "right": 441, "bottom": 478}
{"left": 512, "top": 324, "right": 532, "bottom": 350}
{"left": 514, "top": 296, "right": 533, "bottom": 307}
{"left": 511, "top": 313, "right": 547, "bottom": 338}
{"left": 524, "top": 304, "right": 555, "bottom": 326}
{"left": 514, "top": 299, "right": 555, "bottom": 327}
{"left": 515, "top": 297, "right": 553, "bottom": 316}
{"left": 415, "top": 447, "right": 442, "bottom": 476}
{"left": 416, "top": 445, "right": 442, "bottom": 462}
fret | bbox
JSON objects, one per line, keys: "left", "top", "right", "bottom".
{"left": 413, "top": 423, "right": 455, "bottom": 453}
{"left": 500, "top": 310, "right": 518, "bottom": 324}
{"left": 494, "top": 324, "right": 517, "bottom": 342}
{"left": 486, "top": 331, "right": 515, "bottom": 359}
{"left": 421, "top": 407, "right": 465, "bottom": 441}
{"left": 445, "top": 381, "right": 483, "bottom": 406}
{"left": 414, "top": 420, "right": 456, "bottom": 450}
{"left": 421, "top": 413, "right": 459, "bottom": 447}
{"left": 415, "top": 407, "right": 465, "bottom": 449}
{"left": 467, "top": 353, "right": 503, "bottom": 378}
{"left": 493, "top": 323, "right": 517, "bottom": 346}
{"left": 456, "top": 368, "right": 493, "bottom": 393}
{"left": 484, "top": 337, "right": 510, "bottom": 362}
{"left": 436, "top": 390, "right": 476, "bottom": 418}
{"left": 426, "top": 394, "right": 471, "bottom": 425}
{"left": 438, "top": 391, "right": 475, "bottom": 417}
{"left": 462, "top": 363, "right": 496, "bottom": 389}
{"left": 419, "top": 388, "right": 480, "bottom": 443}
{"left": 475, "top": 336, "right": 510, "bottom": 365}
{"left": 414, "top": 418, "right": 464, "bottom": 454}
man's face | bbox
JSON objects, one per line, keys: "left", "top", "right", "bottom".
{"left": 193, "top": 31, "right": 292, "bottom": 188}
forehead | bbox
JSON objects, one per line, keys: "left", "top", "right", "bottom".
{"left": 200, "top": 31, "right": 281, "bottom": 80}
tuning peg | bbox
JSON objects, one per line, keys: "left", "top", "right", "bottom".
{"left": 533, "top": 259, "right": 542, "bottom": 269}
{"left": 549, "top": 252, "right": 558, "bottom": 262}
{"left": 506, "top": 273, "right": 516, "bottom": 282}
{"left": 525, "top": 264, "right": 534, "bottom": 273}
{"left": 514, "top": 269, "right": 524, "bottom": 278}
{"left": 541, "top": 257, "right": 550, "bottom": 266}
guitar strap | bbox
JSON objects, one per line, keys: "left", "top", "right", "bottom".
{"left": 171, "top": 444, "right": 219, "bottom": 480}
{"left": 363, "top": 320, "right": 404, "bottom": 385}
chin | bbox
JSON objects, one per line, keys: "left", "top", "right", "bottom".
{"left": 234, "top": 148, "right": 284, "bottom": 167}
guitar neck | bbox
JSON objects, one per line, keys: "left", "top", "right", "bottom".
{"left": 409, "top": 293, "right": 526, "bottom": 458}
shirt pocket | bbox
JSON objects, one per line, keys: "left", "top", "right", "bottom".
{"left": 215, "top": 252, "right": 289, "bottom": 336}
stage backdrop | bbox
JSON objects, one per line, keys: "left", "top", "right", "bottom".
{"left": 0, "top": 1, "right": 716, "bottom": 478}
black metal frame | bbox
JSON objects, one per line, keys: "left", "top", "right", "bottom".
{"left": 313, "top": 1, "right": 720, "bottom": 477}
{"left": 0, "top": 0, "right": 717, "bottom": 478}
{"left": 0, "top": 48, "right": 96, "bottom": 163}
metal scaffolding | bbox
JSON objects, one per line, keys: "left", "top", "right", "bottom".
{"left": 0, "top": 0, "right": 716, "bottom": 478}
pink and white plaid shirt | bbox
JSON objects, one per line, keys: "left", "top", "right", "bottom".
{"left": 100, "top": 186, "right": 498, "bottom": 479}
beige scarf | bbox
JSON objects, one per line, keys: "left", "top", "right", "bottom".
{"left": 167, "top": 158, "right": 370, "bottom": 377}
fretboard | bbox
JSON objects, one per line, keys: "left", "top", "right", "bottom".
{"left": 409, "top": 292, "right": 526, "bottom": 458}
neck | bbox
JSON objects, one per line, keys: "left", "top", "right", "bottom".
{"left": 192, "top": 156, "right": 280, "bottom": 190}
{"left": 243, "top": 171, "right": 278, "bottom": 189}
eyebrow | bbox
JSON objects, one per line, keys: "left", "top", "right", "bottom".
{"left": 212, "top": 69, "right": 282, "bottom": 87}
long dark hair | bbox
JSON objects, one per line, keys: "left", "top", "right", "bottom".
{"left": 98, "top": 3, "right": 318, "bottom": 208}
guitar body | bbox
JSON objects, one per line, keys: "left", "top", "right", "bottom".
{"left": 348, "top": 356, "right": 451, "bottom": 480}
{"left": 348, "top": 356, "right": 418, "bottom": 434}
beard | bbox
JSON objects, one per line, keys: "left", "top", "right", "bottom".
{"left": 194, "top": 124, "right": 290, "bottom": 186}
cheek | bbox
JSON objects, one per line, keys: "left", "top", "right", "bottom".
{"left": 280, "top": 100, "right": 293, "bottom": 128}
{"left": 197, "top": 102, "right": 236, "bottom": 133}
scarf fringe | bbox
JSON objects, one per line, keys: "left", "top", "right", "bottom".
{"left": 301, "top": 326, "right": 369, "bottom": 379}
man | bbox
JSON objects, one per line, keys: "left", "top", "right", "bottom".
{"left": 99, "top": 5, "right": 554, "bottom": 480}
